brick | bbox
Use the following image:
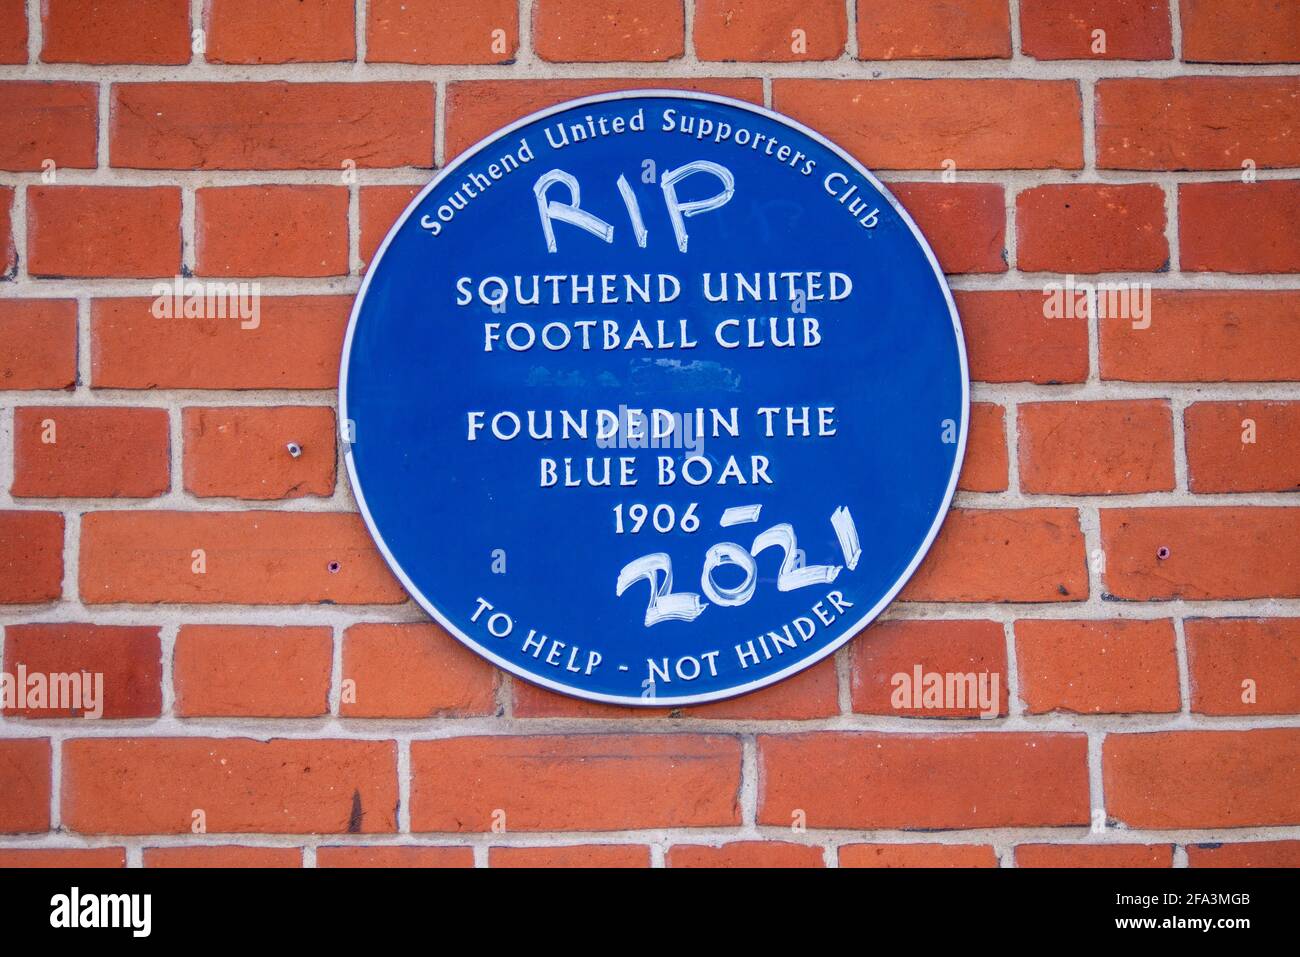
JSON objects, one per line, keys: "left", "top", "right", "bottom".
{"left": 773, "top": 79, "right": 1083, "bottom": 170}
{"left": 173, "top": 625, "right": 333, "bottom": 718}
{"left": 667, "top": 842, "right": 824, "bottom": 867}
{"left": 144, "top": 845, "right": 302, "bottom": 867}
{"left": 1186, "top": 401, "right": 1300, "bottom": 492}
{"left": 0, "top": 511, "right": 63, "bottom": 603}
{"left": 367, "top": 0, "right": 517, "bottom": 64}
{"left": 0, "top": 848, "right": 124, "bottom": 867}
{"left": 360, "top": 185, "right": 421, "bottom": 269}
{"left": 0, "top": 300, "right": 78, "bottom": 390}
{"left": 1021, "top": 0, "right": 1172, "bottom": 60}
{"left": 490, "top": 845, "right": 651, "bottom": 868}
{"left": 0, "top": 739, "right": 50, "bottom": 832}
{"left": 1181, "top": 0, "right": 1300, "bottom": 63}
{"left": 534, "top": 0, "right": 683, "bottom": 62}
{"left": 28, "top": 186, "right": 181, "bottom": 279}
{"left": 901, "top": 508, "right": 1088, "bottom": 603}
{"left": 111, "top": 83, "right": 435, "bottom": 170}
{"left": 205, "top": 0, "right": 356, "bottom": 64}
{"left": 0, "top": 0, "right": 26, "bottom": 63}
{"left": 42, "top": 0, "right": 189, "bottom": 64}
{"left": 1, "top": 186, "right": 13, "bottom": 275}
{"left": 314, "top": 842, "right": 473, "bottom": 868}
{"left": 1017, "top": 400, "right": 1175, "bottom": 494}
{"left": 759, "top": 733, "right": 1090, "bottom": 828}
{"left": 849, "top": 619, "right": 1008, "bottom": 717}
{"left": 694, "top": 0, "right": 847, "bottom": 62}
{"left": 955, "top": 290, "right": 1089, "bottom": 384}
{"left": 511, "top": 655, "right": 838, "bottom": 720}
{"left": 677, "top": 646, "right": 840, "bottom": 720}
{"left": 1104, "top": 729, "right": 1300, "bottom": 828}
{"left": 1180, "top": 181, "right": 1300, "bottom": 273}
{"left": 196, "top": 186, "right": 349, "bottom": 278}
{"left": 1016, "top": 844, "right": 1174, "bottom": 867}
{"left": 341, "top": 623, "right": 499, "bottom": 718}
{"left": 3, "top": 624, "right": 162, "bottom": 718}
{"left": 1017, "top": 184, "right": 1168, "bottom": 273}
{"left": 1015, "top": 619, "right": 1180, "bottom": 715}
{"left": 411, "top": 735, "right": 741, "bottom": 831}
{"left": 0, "top": 82, "right": 96, "bottom": 171}
{"left": 958, "top": 403, "right": 1009, "bottom": 492}
{"left": 1101, "top": 507, "right": 1300, "bottom": 600}
{"left": 12, "top": 406, "right": 170, "bottom": 498}
{"left": 445, "top": 79, "right": 763, "bottom": 160}
{"left": 839, "top": 844, "right": 999, "bottom": 867}
{"left": 1097, "top": 77, "right": 1300, "bottom": 170}
{"left": 891, "top": 182, "right": 1006, "bottom": 274}
{"left": 316, "top": 845, "right": 474, "bottom": 868}
{"left": 1186, "top": 618, "right": 1300, "bottom": 716}
{"left": 79, "top": 511, "right": 406, "bottom": 605}
{"left": 92, "top": 296, "right": 349, "bottom": 390}
{"left": 183, "top": 406, "right": 337, "bottom": 499}
{"left": 856, "top": 0, "right": 1011, "bottom": 60}
{"left": 1187, "top": 841, "right": 1300, "bottom": 868}
{"left": 63, "top": 738, "right": 399, "bottom": 834}
{"left": 1100, "top": 290, "right": 1300, "bottom": 382}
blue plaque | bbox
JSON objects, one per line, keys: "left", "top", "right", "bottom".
{"left": 342, "top": 91, "right": 968, "bottom": 706}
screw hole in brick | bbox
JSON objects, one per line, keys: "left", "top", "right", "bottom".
{"left": 327, "top": 561, "right": 341, "bottom": 574}
{"left": 1156, "top": 546, "right": 1170, "bottom": 560}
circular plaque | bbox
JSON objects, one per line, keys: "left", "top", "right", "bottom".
{"left": 342, "top": 91, "right": 967, "bottom": 706}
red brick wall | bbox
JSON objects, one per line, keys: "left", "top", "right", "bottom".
{"left": 1, "top": 0, "right": 1298, "bottom": 869}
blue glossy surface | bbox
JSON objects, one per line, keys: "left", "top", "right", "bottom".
{"left": 343, "top": 93, "right": 967, "bottom": 705}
